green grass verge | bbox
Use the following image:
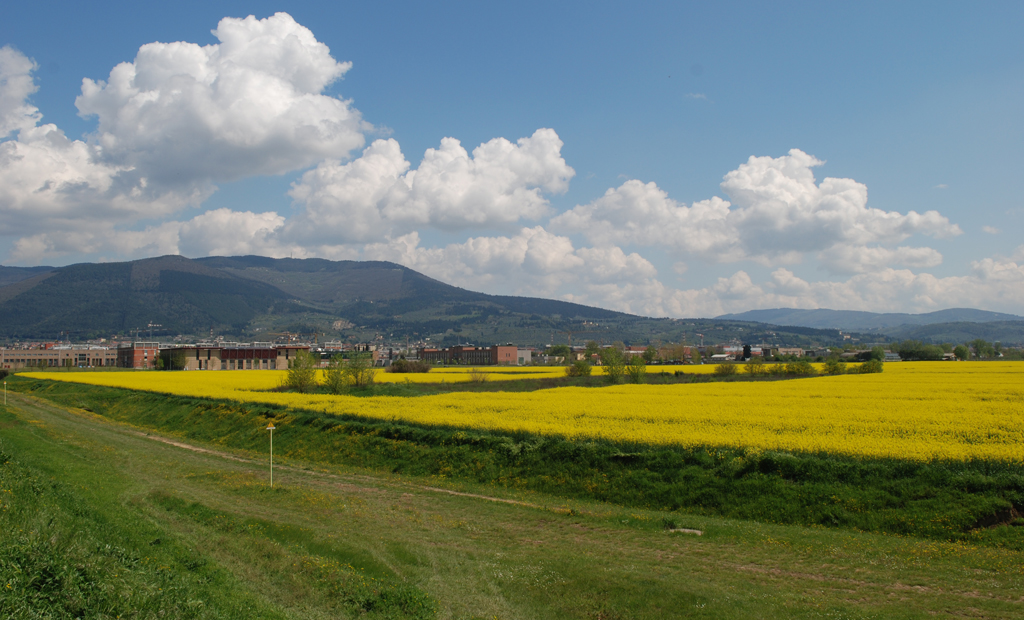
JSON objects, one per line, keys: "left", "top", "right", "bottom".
{"left": 2, "top": 387, "right": 1024, "bottom": 618}
{"left": 0, "top": 422, "right": 284, "bottom": 619}
{"left": 0, "top": 406, "right": 437, "bottom": 619}
{"left": 10, "top": 376, "right": 1024, "bottom": 548}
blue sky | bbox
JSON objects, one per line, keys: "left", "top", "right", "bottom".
{"left": 1, "top": 1, "right": 1022, "bottom": 316}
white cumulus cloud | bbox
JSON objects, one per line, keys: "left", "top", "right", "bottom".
{"left": 285, "top": 128, "right": 574, "bottom": 243}
{"left": 816, "top": 244, "right": 944, "bottom": 274}
{"left": 283, "top": 138, "right": 410, "bottom": 244}
{"left": 0, "top": 14, "right": 370, "bottom": 262}
{"left": 178, "top": 208, "right": 286, "bottom": 257}
{"left": 76, "top": 12, "right": 367, "bottom": 190}
{"left": 0, "top": 46, "right": 41, "bottom": 137}
{"left": 552, "top": 149, "right": 962, "bottom": 273}
{"left": 360, "top": 227, "right": 656, "bottom": 311}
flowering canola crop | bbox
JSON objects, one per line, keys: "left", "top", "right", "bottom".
{"left": 24, "top": 362, "right": 1024, "bottom": 463}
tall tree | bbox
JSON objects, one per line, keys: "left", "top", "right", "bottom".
{"left": 343, "top": 353, "right": 377, "bottom": 388}
{"left": 285, "top": 350, "right": 319, "bottom": 393}
{"left": 600, "top": 347, "right": 625, "bottom": 383}
{"left": 323, "top": 354, "right": 346, "bottom": 394}
{"left": 970, "top": 339, "right": 993, "bottom": 359}
{"left": 626, "top": 355, "right": 647, "bottom": 383}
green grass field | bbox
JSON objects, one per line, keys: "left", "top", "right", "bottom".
{"left": 2, "top": 383, "right": 1023, "bottom": 618}
{"left": 11, "top": 377, "right": 1024, "bottom": 546}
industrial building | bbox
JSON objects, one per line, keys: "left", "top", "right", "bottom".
{"left": 0, "top": 345, "right": 118, "bottom": 369}
{"left": 157, "top": 344, "right": 312, "bottom": 370}
{"left": 417, "top": 345, "right": 518, "bottom": 365}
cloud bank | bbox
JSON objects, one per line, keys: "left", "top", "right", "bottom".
{"left": 282, "top": 128, "right": 574, "bottom": 244}
{"left": 551, "top": 149, "right": 960, "bottom": 274}
{"left": 1, "top": 13, "right": 365, "bottom": 249}
{"left": 1, "top": 13, "right": 1018, "bottom": 317}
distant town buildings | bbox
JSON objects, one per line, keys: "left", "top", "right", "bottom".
{"left": 0, "top": 344, "right": 118, "bottom": 369}
{"left": 118, "top": 342, "right": 159, "bottom": 369}
{"left": 157, "top": 343, "right": 313, "bottom": 371}
{"left": 0, "top": 342, "right": 314, "bottom": 371}
{"left": 0, "top": 335, "right": 914, "bottom": 371}
{"left": 418, "top": 345, "right": 519, "bottom": 366}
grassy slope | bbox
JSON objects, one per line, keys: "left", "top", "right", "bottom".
{"left": 10, "top": 377, "right": 1024, "bottom": 546}
{"left": 1, "top": 389, "right": 1023, "bottom": 617}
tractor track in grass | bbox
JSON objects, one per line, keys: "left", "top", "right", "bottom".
{"left": 138, "top": 428, "right": 589, "bottom": 515}
{"left": 12, "top": 391, "right": 563, "bottom": 515}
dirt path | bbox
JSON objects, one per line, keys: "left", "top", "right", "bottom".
{"left": 130, "top": 416, "right": 694, "bottom": 524}
{"left": 130, "top": 431, "right": 254, "bottom": 464}
{"left": 135, "top": 430, "right": 562, "bottom": 512}
{"left": 24, "top": 394, "right": 569, "bottom": 516}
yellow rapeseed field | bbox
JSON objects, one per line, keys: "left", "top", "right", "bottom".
{"left": 24, "top": 362, "right": 1024, "bottom": 463}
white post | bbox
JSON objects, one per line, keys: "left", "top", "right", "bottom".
{"left": 3, "top": 381, "right": 5, "bottom": 406}
{"left": 267, "top": 423, "right": 276, "bottom": 487}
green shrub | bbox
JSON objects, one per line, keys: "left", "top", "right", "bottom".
{"left": 625, "top": 356, "right": 647, "bottom": 383}
{"left": 785, "top": 360, "right": 817, "bottom": 376}
{"left": 823, "top": 358, "right": 847, "bottom": 375}
{"left": 565, "top": 360, "right": 593, "bottom": 377}
{"left": 387, "top": 359, "right": 432, "bottom": 373}
{"left": 855, "top": 359, "right": 884, "bottom": 374}
{"left": 713, "top": 363, "right": 738, "bottom": 376}
{"left": 743, "top": 357, "right": 767, "bottom": 376}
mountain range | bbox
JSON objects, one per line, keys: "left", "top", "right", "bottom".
{"left": 717, "top": 308, "right": 1024, "bottom": 346}
{"left": 0, "top": 255, "right": 851, "bottom": 347}
{"left": 0, "top": 256, "right": 1020, "bottom": 347}
{"left": 716, "top": 308, "right": 1024, "bottom": 330}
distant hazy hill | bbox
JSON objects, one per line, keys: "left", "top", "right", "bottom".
{"left": 0, "top": 256, "right": 291, "bottom": 339}
{"left": 0, "top": 265, "right": 55, "bottom": 287}
{"left": 194, "top": 255, "right": 624, "bottom": 319}
{"left": 877, "top": 321, "right": 1024, "bottom": 346}
{"left": 0, "top": 255, "right": 629, "bottom": 342}
{"left": 717, "top": 307, "right": 1024, "bottom": 331}
{"left": 0, "top": 255, "right": 853, "bottom": 347}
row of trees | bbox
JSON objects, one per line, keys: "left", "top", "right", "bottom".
{"left": 564, "top": 346, "right": 650, "bottom": 384}
{"left": 714, "top": 357, "right": 883, "bottom": 378}
{"left": 559, "top": 337, "right": 1019, "bottom": 366}
{"left": 283, "top": 350, "right": 376, "bottom": 394}
{"left": 555, "top": 341, "right": 845, "bottom": 365}
{"left": 891, "top": 339, "right": 1016, "bottom": 361}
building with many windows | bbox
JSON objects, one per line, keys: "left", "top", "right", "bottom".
{"left": 117, "top": 342, "right": 160, "bottom": 369}
{"left": 157, "top": 344, "right": 311, "bottom": 370}
{"left": 417, "top": 345, "right": 518, "bottom": 365}
{"left": 1, "top": 345, "right": 118, "bottom": 369}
